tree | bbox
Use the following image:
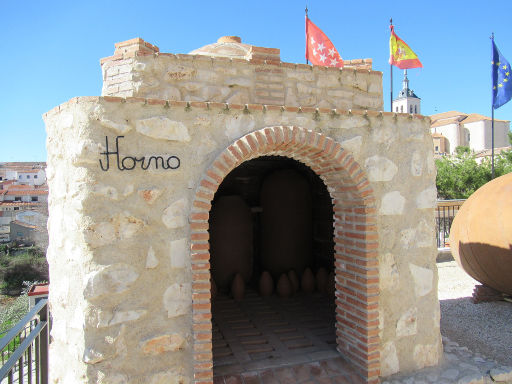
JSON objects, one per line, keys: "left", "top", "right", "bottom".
{"left": 484, "top": 149, "right": 512, "bottom": 176}
{"left": 435, "top": 151, "right": 490, "bottom": 199}
{"left": 435, "top": 147, "right": 512, "bottom": 199}
{"left": 455, "top": 146, "right": 471, "bottom": 155}
{"left": 0, "top": 246, "right": 48, "bottom": 294}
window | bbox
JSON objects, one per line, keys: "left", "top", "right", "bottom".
{"left": 34, "top": 175, "right": 38, "bottom": 179}
{"left": 396, "top": 107, "right": 398, "bottom": 112}
{"left": 410, "top": 106, "right": 413, "bottom": 113}
{"left": 27, "top": 175, "right": 31, "bottom": 179}
{"left": 31, "top": 197, "right": 38, "bottom": 202}
{"left": 435, "top": 146, "right": 439, "bottom": 151}
{"left": 414, "top": 105, "right": 417, "bottom": 114}
{"left": 14, "top": 197, "right": 21, "bottom": 201}
{"left": 400, "top": 105, "right": 403, "bottom": 113}
{"left": 14, "top": 207, "right": 19, "bottom": 211}
{"left": 18, "top": 175, "right": 22, "bottom": 179}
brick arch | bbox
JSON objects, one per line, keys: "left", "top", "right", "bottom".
{"left": 189, "top": 126, "right": 380, "bottom": 384}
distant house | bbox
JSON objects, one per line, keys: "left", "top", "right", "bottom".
{"left": 0, "top": 202, "right": 40, "bottom": 242}
{"left": 14, "top": 169, "right": 46, "bottom": 186}
{"left": 1, "top": 186, "right": 48, "bottom": 204}
{"left": 432, "top": 133, "right": 449, "bottom": 156}
{"left": 0, "top": 163, "right": 48, "bottom": 243}
{"left": 474, "top": 146, "right": 512, "bottom": 164}
{"left": 9, "top": 217, "right": 48, "bottom": 247}
{"left": 10, "top": 220, "right": 38, "bottom": 244}
{"left": 430, "top": 111, "right": 510, "bottom": 154}
{"left": 0, "top": 162, "right": 46, "bottom": 186}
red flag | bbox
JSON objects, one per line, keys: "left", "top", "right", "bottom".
{"left": 305, "top": 16, "right": 343, "bottom": 68}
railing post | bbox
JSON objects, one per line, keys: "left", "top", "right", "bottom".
{"left": 435, "top": 200, "right": 466, "bottom": 249}
{"left": 28, "top": 344, "right": 33, "bottom": 384}
{"left": 35, "top": 334, "right": 40, "bottom": 384}
{"left": 1, "top": 299, "right": 50, "bottom": 384}
{"left": 436, "top": 207, "right": 441, "bottom": 248}
{"left": 39, "top": 303, "right": 48, "bottom": 384}
{"left": 18, "top": 354, "right": 23, "bottom": 383}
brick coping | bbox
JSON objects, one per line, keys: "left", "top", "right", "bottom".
{"left": 44, "top": 96, "right": 430, "bottom": 122}
{"left": 100, "top": 49, "right": 378, "bottom": 75}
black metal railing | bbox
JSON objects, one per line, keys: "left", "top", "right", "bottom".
{"left": 436, "top": 200, "right": 465, "bottom": 248}
{"left": 0, "top": 299, "right": 48, "bottom": 384}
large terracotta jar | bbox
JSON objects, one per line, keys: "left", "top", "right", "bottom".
{"left": 276, "top": 273, "right": 293, "bottom": 298}
{"left": 287, "top": 270, "right": 300, "bottom": 293}
{"left": 450, "top": 173, "right": 512, "bottom": 295}
{"left": 210, "top": 195, "right": 253, "bottom": 289}
{"left": 231, "top": 273, "right": 245, "bottom": 301}
{"left": 259, "top": 271, "right": 274, "bottom": 296}
{"left": 260, "top": 169, "right": 312, "bottom": 279}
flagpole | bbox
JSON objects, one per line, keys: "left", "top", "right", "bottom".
{"left": 492, "top": 107, "right": 495, "bottom": 179}
{"left": 305, "top": 6, "right": 309, "bottom": 65}
{"left": 390, "top": 18, "right": 393, "bottom": 112}
{"left": 491, "top": 32, "right": 495, "bottom": 179}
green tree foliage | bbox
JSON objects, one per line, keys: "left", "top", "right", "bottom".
{"left": 0, "top": 293, "right": 29, "bottom": 334}
{"left": 455, "top": 146, "right": 471, "bottom": 155}
{"left": 0, "top": 246, "right": 48, "bottom": 294}
{"left": 436, "top": 146, "right": 512, "bottom": 199}
{"left": 490, "top": 149, "right": 512, "bottom": 176}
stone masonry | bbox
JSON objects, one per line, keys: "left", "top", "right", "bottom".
{"left": 44, "top": 37, "right": 440, "bottom": 384}
{"left": 101, "top": 37, "right": 379, "bottom": 110}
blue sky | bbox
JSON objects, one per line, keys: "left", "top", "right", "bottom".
{"left": 2, "top": 0, "right": 512, "bottom": 161}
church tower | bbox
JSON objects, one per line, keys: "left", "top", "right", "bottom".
{"left": 392, "top": 69, "right": 421, "bottom": 114}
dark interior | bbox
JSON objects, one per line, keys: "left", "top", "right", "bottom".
{"left": 209, "top": 156, "right": 338, "bottom": 375}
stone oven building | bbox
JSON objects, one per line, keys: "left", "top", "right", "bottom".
{"left": 43, "top": 36, "right": 440, "bottom": 383}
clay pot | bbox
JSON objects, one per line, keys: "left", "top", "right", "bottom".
{"left": 259, "top": 271, "right": 274, "bottom": 296}
{"left": 277, "top": 274, "right": 293, "bottom": 298}
{"left": 210, "top": 196, "right": 253, "bottom": 289}
{"left": 316, "top": 267, "right": 328, "bottom": 294}
{"left": 260, "top": 170, "right": 313, "bottom": 278}
{"left": 287, "top": 270, "right": 300, "bottom": 293}
{"left": 231, "top": 273, "right": 245, "bottom": 301}
{"left": 327, "top": 271, "right": 336, "bottom": 297}
{"left": 301, "top": 267, "right": 315, "bottom": 293}
{"left": 450, "top": 173, "right": 512, "bottom": 295}
{"left": 211, "top": 279, "right": 218, "bottom": 299}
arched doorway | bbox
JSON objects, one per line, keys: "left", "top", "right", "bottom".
{"left": 209, "top": 156, "right": 336, "bottom": 374}
{"left": 190, "top": 126, "right": 380, "bottom": 384}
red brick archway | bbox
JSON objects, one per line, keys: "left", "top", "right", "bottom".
{"left": 189, "top": 126, "right": 380, "bottom": 384}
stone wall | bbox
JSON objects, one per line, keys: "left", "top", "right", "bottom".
{"left": 100, "top": 38, "right": 381, "bottom": 111}
{"left": 44, "top": 94, "right": 440, "bottom": 383}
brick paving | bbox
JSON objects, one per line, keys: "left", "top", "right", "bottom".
{"left": 212, "top": 290, "right": 365, "bottom": 383}
{"left": 214, "top": 356, "right": 364, "bottom": 384}
{"left": 212, "top": 261, "right": 512, "bottom": 384}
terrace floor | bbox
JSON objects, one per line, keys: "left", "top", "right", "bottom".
{"left": 212, "top": 289, "right": 364, "bottom": 383}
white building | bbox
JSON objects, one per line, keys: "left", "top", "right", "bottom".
{"left": 0, "top": 162, "right": 46, "bottom": 186}
{"left": 430, "top": 111, "right": 510, "bottom": 154}
{"left": 0, "top": 164, "right": 48, "bottom": 242}
{"left": 0, "top": 202, "right": 40, "bottom": 242}
{"left": 392, "top": 70, "right": 421, "bottom": 114}
{"left": 4, "top": 169, "right": 46, "bottom": 186}
{"left": 0, "top": 187, "right": 48, "bottom": 204}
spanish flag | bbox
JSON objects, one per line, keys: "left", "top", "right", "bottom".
{"left": 389, "top": 25, "right": 422, "bottom": 69}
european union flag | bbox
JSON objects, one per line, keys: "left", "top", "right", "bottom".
{"left": 492, "top": 40, "right": 512, "bottom": 109}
